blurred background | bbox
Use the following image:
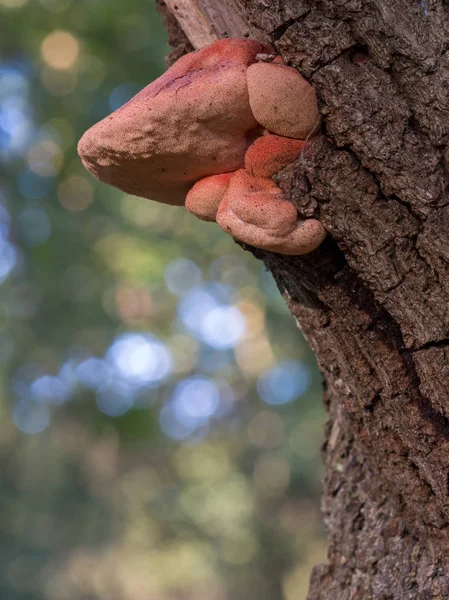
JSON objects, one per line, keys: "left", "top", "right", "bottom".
{"left": 0, "top": 1, "right": 327, "bottom": 598}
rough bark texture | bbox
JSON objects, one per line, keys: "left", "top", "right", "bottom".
{"left": 158, "top": 0, "right": 449, "bottom": 598}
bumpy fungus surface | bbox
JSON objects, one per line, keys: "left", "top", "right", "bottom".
{"left": 185, "top": 173, "right": 233, "bottom": 221}
{"left": 216, "top": 170, "right": 326, "bottom": 255}
{"left": 245, "top": 134, "right": 305, "bottom": 178}
{"left": 78, "top": 39, "right": 271, "bottom": 205}
{"left": 78, "top": 38, "right": 326, "bottom": 255}
{"left": 246, "top": 62, "right": 320, "bottom": 139}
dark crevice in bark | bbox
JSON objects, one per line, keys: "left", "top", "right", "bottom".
{"left": 410, "top": 338, "right": 449, "bottom": 353}
{"left": 270, "top": 18, "right": 300, "bottom": 42}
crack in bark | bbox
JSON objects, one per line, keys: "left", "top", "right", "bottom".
{"left": 270, "top": 17, "right": 300, "bottom": 41}
{"left": 410, "top": 338, "right": 449, "bottom": 353}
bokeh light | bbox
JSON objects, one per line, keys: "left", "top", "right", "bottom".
{"left": 18, "top": 169, "right": 52, "bottom": 199}
{"left": 29, "top": 374, "right": 72, "bottom": 405}
{"left": 165, "top": 258, "right": 202, "bottom": 296}
{"left": 106, "top": 332, "right": 172, "bottom": 387}
{"left": 173, "top": 376, "right": 221, "bottom": 422}
{"left": 177, "top": 283, "right": 246, "bottom": 350}
{"left": 13, "top": 399, "right": 51, "bottom": 434}
{"left": 40, "top": 67, "right": 78, "bottom": 96}
{"left": 58, "top": 175, "right": 94, "bottom": 211}
{"left": 76, "top": 357, "right": 112, "bottom": 390}
{"left": 27, "top": 139, "right": 63, "bottom": 176}
{"left": 0, "top": 65, "right": 33, "bottom": 158}
{"left": 96, "top": 380, "right": 135, "bottom": 416}
{"left": 41, "top": 30, "right": 80, "bottom": 71}
{"left": 1, "top": 0, "right": 28, "bottom": 8}
{"left": 258, "top": 360, "right": 311, "bottom": 405}
{"left": 202, "top": 305, "right": 246, "bottom": 349}
{"left": 0, "top": 240, "right": 17, "bottom": 282}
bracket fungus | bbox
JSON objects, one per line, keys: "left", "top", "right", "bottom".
{"left": 185, "top": 173, "right": 233, "bottom": 222}
{"left": 78, "top": 38, "right": 326, "bottom": 255}
{"left": 244, "top": 134, "right": 306, "bottom": 178}
{"left": 246, "top": 62, "right": 321, "bottom": 139}
{"left": 78, "top": 39, "right": 270, "bottom": 205}
{"left": 216, "top": 170, "right": 325, "bottom": 255}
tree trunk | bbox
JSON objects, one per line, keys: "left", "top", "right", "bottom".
{"left": 157, "top": 0, "right": 449, "bottom": 597}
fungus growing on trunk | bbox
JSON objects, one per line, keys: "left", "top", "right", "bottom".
{"left": 246, "top": 62, "right": 320, "bottom": 139}
{"left": 78, "top": 39, "right": 271, "bottom": 205}
{"left": 216, "top": 170, "right": 326, "bottom": 255}
{"left": 245, "top": 133, "right": 305, "bottom": 178}
{"left": 185, "top": 173, "right": 233, "bottom": 221}
{"left": 78, "top": 38, "right": 326, "bottom": 255}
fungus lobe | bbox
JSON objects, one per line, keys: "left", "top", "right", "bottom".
{"left": 246, "top": 62, "right": 320, "bottom": 140}
{"left": 78, "top": 39, "right": 271, "bottom": 205}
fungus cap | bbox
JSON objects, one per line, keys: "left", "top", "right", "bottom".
{"left": 78, "top": 39, "right": 271, "bottom": 205}
{"left": 185, "top": 173, "right": 233, "bottom": 221}
{"left": 246, "top": 62, "right": 320, "bottom": 139}
{"left": 216, "top": 169, "right": 326, "bottom": 255}
{"left": 245, "top": 134, "right": 305, "bottom": 178}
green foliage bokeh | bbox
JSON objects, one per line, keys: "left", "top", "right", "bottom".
{"left": 0, "top": 1, "right": 327, "bottom": 598}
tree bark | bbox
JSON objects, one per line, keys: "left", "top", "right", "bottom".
{"left": 157, "top": 0, "right": 449, "bottom": 597}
